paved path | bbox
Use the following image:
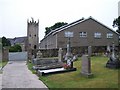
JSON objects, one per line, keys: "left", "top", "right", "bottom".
{"left": 2, "top": 61, "right": 48, "bottom": 89}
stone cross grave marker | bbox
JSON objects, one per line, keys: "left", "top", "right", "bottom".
{"left": 81, "top": 55, "right": 93, "bottom": 77}
{"left": 106, "top": 42, "right": 120, "bottom": 69}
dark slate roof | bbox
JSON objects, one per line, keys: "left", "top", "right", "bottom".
{"left": 8, "top": 36, "right": 27, "bottom": 45}
{"left": 41, "top": 16, "right": 118, "bottom": 42}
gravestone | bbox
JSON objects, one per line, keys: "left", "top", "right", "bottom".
{"left": 106, "top": 43, "right": 120, "bottom": 69}
{"left": 81, "top": 55, "right": 93, "bottom": 77}
{"left": 37, "top": 50, "right": 43, "bottom": 58}
{"left": 88, "top": 46, "right": 92, "bottom": 57}
{"left": 106, "top": 45, "right": 111, "bottom": 57}
{"left": 58, "top": 48, "right": 63, "bottom": 62}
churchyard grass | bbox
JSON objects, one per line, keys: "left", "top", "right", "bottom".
{"left": 27, "top": 61, "right": 37, "bottom": 74}
{"left": 28, "top": 56, "right": 119, "bottom": 89}
{"left": 0, "top": 61, "right": 2, "bottom": 67}
{"left": 0, "top": 60, "right": 8, "bottom": 68}
{"left": 0, "top": 60, "right": 8, "bottom": 74}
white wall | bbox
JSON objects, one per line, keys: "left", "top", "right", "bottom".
{"left": 9, "top": 52, "right": 27, "bottom": 61}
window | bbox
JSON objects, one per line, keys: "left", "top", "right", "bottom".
{"left": 29, "top": 44, "right": 31, "bottom": 46}
{"left": 94, "top": 32, "right": 101, "bottom": 38}
{"left": 107, "top": 33, "right": 113, "bottom": 38}
{"left": 65, "top": 31, "right": 73, "bottom": 37}
{"left": 34, "top": 45, "right": 37, "bottom": 49}
{"left": 79, "top": 32, "right": 87, "bottom": 37}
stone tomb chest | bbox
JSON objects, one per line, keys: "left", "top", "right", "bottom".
{"left": 32, "top": 58, "right": 63, "bottom": 70}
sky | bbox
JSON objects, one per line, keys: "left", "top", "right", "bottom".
{"left": 0, "top": 0, "right": 120, "bottom": 41}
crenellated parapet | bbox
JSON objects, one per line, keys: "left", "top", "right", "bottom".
{"left": 27, "top": 17, "right": 39, "bottom": 25}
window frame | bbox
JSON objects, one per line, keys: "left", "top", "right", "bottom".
{"left": 79, "top": 32, "right": 87, "bottom": 38}
{"left": 94, "top": 32, "right": 101, "bottom": 38}
{"left": 107, "top": 33, "right": 113, "bottom": 39}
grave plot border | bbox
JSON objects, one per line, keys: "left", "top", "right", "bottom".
{"left": 37, "top": 68, "right": 77, "bottom": 76}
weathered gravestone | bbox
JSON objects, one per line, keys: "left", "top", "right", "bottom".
{"left": 58, "top": 48, "right": 63, "bottom": 62}
{"left": 106, "top": 43, "right": 120, "bottom": 69}
{"left": 37, "top": 50, "right": 43, "bottom": 58}
{"left": 88, "top": 46, "right": 92, "bottom": 57}
{"left": 81, "top": 55, "right": 93, "bottom": 77}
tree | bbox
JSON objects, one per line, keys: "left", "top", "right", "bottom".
{"left": 113, "top": 16, "right": 120, "bottom": 34}
{"left": 45, "top": 22, "right": 68, "bottom": 35}
{"left": 9, "top": 44, "right": 22, "bottom": 52}
{"left": 2, "top": 36, "right": 11, "bottom": 47}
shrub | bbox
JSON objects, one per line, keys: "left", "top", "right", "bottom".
{"left": 9, "top": 44, "right": 22, "bottom": 52}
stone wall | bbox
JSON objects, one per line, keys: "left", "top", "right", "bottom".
{"left": 39, "top": 46, "right": 108, "bottom": 57}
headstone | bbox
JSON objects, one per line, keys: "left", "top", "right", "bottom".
{"left": 111, "top": 43, "right": 116, "bottom": 60}
{"left": 58, "top": 48, "right": 63, "bottom": 62}
{"left": 107, "top": 45, "right": 111, "bottom": 52}
{"left": 106, "top": 42, "right": 120, "bottom": 69}
{"left": 81, "top": 55, "right": 93, "bottom": 77}
{"left": 65, "top": 40, "right": 73, "bottom": 69}
{"left": 88, "top": 46, "right": 92, "bottom": 57}
{"left": 36, "top": 50, "right": 43, "bottom": 58}
{"left": 106, "top": 45, "right": 111, "bottom": 57}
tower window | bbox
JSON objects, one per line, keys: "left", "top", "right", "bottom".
{"left": 34, "top": 34, "right": 36, "bottom": 37}
{"left": 29, "top": 34, "right": 31, "bottom": 37}
{"left": 34, "top": 45, "right": 37, "bottom": 49}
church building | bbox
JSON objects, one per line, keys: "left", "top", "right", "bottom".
{"left": 39, "top": 17, "right": 119, "bottom": 56}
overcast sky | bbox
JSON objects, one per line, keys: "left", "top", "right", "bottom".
{"left": 0, "top": 0, "right": 119, "bottom": 41}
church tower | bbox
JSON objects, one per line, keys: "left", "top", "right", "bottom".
{"left": 27, "top": 18, "right": 39, "bottom": 59}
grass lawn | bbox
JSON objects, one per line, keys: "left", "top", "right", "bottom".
{"left": 0, "top": 60, "right": 8, "bottom": 74}
{"left": 28, "top": 56, "right": 119, "bottom": 89}
{"left": 0, "top": 61, "right": 2, "bottom": 67}
{"left": 0, "top": 60, "right": 8, "bottom": 68}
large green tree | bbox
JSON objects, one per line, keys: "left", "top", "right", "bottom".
{"left": 45, "top": 22, "right": 68, "bottom": 35}
{"left": 113, "top": 16, "right": 120, "bottom": 34}
{"left": 2, "top": 36, "right": 11, "bottom": 47}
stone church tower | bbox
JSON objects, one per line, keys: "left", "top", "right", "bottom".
{"left": 27, "top": 18, "right": 39, "bottom": 59}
